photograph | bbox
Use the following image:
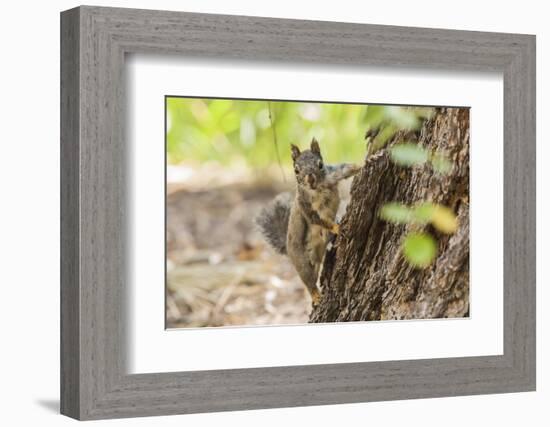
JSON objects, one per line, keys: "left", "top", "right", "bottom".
{"left": 165, "top": 97, "right": 470, "bottom": 329}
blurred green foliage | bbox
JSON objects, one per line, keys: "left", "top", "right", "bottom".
{"left": 390, "top": 143, "right": 429, "bottom": 166}
{"left": 389, "top": 143, "right": 452, "bottom": 174}
{"left": 379, "top": 200, "right": 459, "bottom": 269}
{"left": 380, "top": 202, "right": 458, "bottom": 234}
{"left": 379, "top": 133, "right": 457, "bottom": 268}
{"left": 166, "top": 97, "right": 426, "bottom": 168}
{"left": 402, "top": 233, "right": 437, "bottom": 268}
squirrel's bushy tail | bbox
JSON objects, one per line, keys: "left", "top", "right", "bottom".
{"left": 255, "top": 192, "right": 292, "bottom": 255}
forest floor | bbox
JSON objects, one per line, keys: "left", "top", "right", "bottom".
{"left": 166, "top": 165, "right": 311, "bottom": 329}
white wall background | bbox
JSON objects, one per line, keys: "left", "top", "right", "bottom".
{"left": 0, "top": 0, "right": 546, "bottom": 425}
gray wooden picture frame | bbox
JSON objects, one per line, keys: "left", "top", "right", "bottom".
{"left": 60, "top": 5, "right": 536, "bottom": 420}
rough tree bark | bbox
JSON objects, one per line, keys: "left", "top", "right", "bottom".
{"left": 311, "top": 107, "right": 470, "bottom": 322}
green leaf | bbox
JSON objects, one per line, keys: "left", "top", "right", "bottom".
{"left": 364, "top": 105, "right": 385, "bottom": 125}
{"left": 390, "top": 143, "right": 429, "bottom": 166}
{"left": 431, "top": 153, "right": 452, "bottom": 174}
{"left": 431, "top": 205, "right": 458, "bottom": 234}
{"left": 382, "top": 201, "right": 459, "bottom": 235}
{"left": 379, "top": 203, "right": 412, "bottom": 224}
{"left": 412, "top": 202, "right": 436, "bottom": 224}
{"left": 384, "top": 106, "right": 421, "bottom": 129}
{"left": 402, "top": 233, "right": 437, "bottom": 268}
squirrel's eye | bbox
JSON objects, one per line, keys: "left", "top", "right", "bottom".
{"left": 294, "top": 167, "right": 299, "bottom": 175}
{"left": 318, "top": 162, "right": 323, "bottom": 170}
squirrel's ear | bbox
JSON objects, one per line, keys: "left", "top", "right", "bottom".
{"left": 310, "top": 138, "right": 321, "bottom": 155}
{"left": 291, "top": 144, "right": 301, "bottom": 161}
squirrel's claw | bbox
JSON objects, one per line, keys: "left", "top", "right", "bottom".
{"left": 310, "top": 289, "right": 322, "bottom": 306}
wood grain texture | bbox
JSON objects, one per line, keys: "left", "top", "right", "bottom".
{"left": 60, "top": 7, "right": 81, "bottom": 419}
{"left": 60, "top": 6, "right": 536, "bottom": 420}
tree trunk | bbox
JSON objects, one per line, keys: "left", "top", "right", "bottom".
{"left": 310, "top": 107, "right": 470, "bottom": 322}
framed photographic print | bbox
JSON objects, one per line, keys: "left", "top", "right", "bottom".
{"left": 61, "top": 6, "right": 536, "bottom": 420}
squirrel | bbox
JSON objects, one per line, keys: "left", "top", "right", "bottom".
{"left": 255, "top": 138, "right": 361, "bottom": 305}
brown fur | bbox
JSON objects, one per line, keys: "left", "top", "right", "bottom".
{"left": 256, "top": 138, "right": 361, "bottom": 305}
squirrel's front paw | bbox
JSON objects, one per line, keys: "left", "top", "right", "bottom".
{"left": 311, "top": 289, "right": 322, "bottom": 306}
{"left": 330, "top": 223, "right": 340, "bottom": 235}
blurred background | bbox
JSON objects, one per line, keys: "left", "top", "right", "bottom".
{"left": 165, "top": 97, "right": 425, "bottom": 328}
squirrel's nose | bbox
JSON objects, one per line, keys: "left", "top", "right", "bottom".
{"left": 306, "top": 174, "right": 316, "bottom": 188}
